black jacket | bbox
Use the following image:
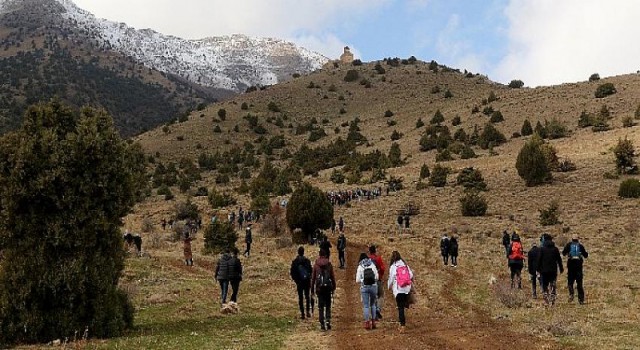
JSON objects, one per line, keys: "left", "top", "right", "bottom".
{"left": 449, "top": 238, "right": 459, "bottom": 256}
{"left": 536, "top": 240, "right": 563, "bottom": 275}
{"left": 215, "top": 253, "right": 232, "bottom": 280}
{"left": 562, "top": 241, "right": 588, "bottom": 270}
{"left": 290, "top": 255, "right": 312, "bottom": 285}
{"left": 527, "top": 246, "right": 540, "bottom": 275}
{"left": 440, "top": 236, "right": 450, "bottom": 255}
{"left": 245, "top": 228, "right": 252, "bottom": 244}
{"left": 337, "top": 235, "right": 346, "bottom": 251}
{"left": 502, "top": 232, "right": 510, "bottom": 247}
{"left": 228, "top": 255, "right": 243, "bottom": 280}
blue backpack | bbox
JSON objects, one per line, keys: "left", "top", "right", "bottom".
{"left": 569, "top": 242, "right": 581, "bottom": 259}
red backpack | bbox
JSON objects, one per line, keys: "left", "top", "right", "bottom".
{"left": 509, "top": 241, "right": 525, "bottom": 260}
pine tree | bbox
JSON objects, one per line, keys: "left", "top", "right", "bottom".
{"left": 516, "top": 135, "right": 552, "bottom": 186}
{"left": 286, "top": 183, "right": 333, "bottom": 243}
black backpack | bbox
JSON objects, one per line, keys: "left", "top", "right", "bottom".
{"left": 362, "top": 265, "right": 376, "bottom": 285}
{"left": 316, "top": 265, "right": 332, "bottom": 292}
{"left": 297, "top": 261, "right": 310, "bottom": 282}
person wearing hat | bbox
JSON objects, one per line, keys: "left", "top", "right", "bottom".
{"left": 562, "top": 234, "right": 589, "bottom": 304}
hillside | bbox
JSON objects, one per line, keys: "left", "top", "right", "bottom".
{"left": 129, "top": 58, "right": 640, "bottom": 349}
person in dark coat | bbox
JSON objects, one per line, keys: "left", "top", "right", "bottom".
{"left": 228, "top": 248, "right": 243, "bottom": 303}
{"left": 215, "top": 249, "right": 232, "bottom": 305}
{"left": 502, "top": 230, "right": 511, "bottom": 256}
{"left": 449, "top": 236, "right": 459, "bottom": 267}
{"left": 336, "top": 232, "right": 347, "bottom": 269}
{"left": 311, "top": 249, "right": 336, "bottom": 331}
{"left": 183, "top": 231, "right": 193, "bottom": 266}
{"left": 244, "top": 225, "right": 252, "bottom": 257}
{"left": 440, "top": 234, "right": 450, "bottom": 266}
{"left": 562, "top": 234, "right": 589, "bottom": 304}
{"left": 290, "top": 246, "right": 313, "bottom": 319}
{"left": 396, "top": 215, "right": 403, "bottom": 232}
{"left": 403, "top": 214, "right": 410, "bottom": 230}
{"left": 338, "top": 217, "right": 345, "bottom": 233}
{"left": 536, "top": 234, "right": 563, "bottom": 306}
{"left": 319, "top": 235, "right": 332, "bottom": 258}
{"left": 527, "top": 241, "right": 541, "bottom": 298}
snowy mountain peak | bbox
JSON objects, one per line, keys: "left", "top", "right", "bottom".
{"left": 29, "top": 0, "right": 330, "bottom": 92}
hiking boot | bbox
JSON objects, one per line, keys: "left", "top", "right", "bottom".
{"left": 364, "top": 321, "right": 371, "bottom": 330}
{"left": 300, "top": 314, "right": 305, "bottom": 320}
{"left": 376, "top": 310, "right": 382, "bottom": 320}
{"left": 306, "top": 311, "right": 311, "bottom": 318}
{"left": 320, "top": 323, "right": 326, "bottom": 331}
{"left": 579, "top": 300, "right": 585, "bottom": 305}
{"left": 371, "top": 320, "right": 377, "bottom": 329}
{"left": 568, "top": 295, "right": 574, "bottom": 303}
{"left": 326, "top": 322, "right": 331, "bottom": 330}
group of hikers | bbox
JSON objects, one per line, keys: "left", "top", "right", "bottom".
{"left": 326, "top": 187, "right": 383, "bottom": 207}
{"left": 439, "top": 233, "right": 459, "bottom": 267}
{"left": 289, "top": 239, "right": 414, "bottom": 332}
{"left": 503, "top": 231, "right": 589, "bottom": 305}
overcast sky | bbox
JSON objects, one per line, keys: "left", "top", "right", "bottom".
{"left": 72, "top": 0, "right": 640, "bottom": 87}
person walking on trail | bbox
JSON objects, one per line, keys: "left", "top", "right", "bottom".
{"left": 319, "top": 235, "right": 332, "bottom": 258}
{"left": 244, "top": 224, "right": 252, "bottom": 257}
{"left": 537, "top": 234, "right": 563, "bottom": 306}
{"left": 388, "top": 251, "right": 414, "bottom": 331}
{"left": 183, "top": 231, "right": 194, "bottom": 266}
{"left": 403, "top": 214, "right": 410, "bottom": 231}
{"left": 508, "top": 234, "right": 525, "bottom": 289}
{"left": 215, "top": 249, "right": 232, "bottom": 306}
{"left": 562, "top": 234, "right": 589, "bottom": 304}
{"left": 291, "top": 246, "right": 313, "bottom": 319}
{"left": 440, "top": 233, "right": 451, "bottom": 266}
{"left": 356, "top": 252, "right": 379, "bottom": 330}
{"left": 337, "top": 232, "right": 347, "bottom": 269}
{"left": 331, "top": 219, "right": 336, "bottom": 235}
{"left": 311, "top": 249, "right": 336, "bottom": 331}
{"left": 397, "top": 214, "right": 403, "bottom": 233}
{"left": 502, "top": 230, "right": 511, "bottom": 256}
{"left": 368, "top": 245, "right": 386, "bottom": 320}
{"left": 449, "top": 236, "right": 459, "bottom": 267}
{"left": 228, "top": 248, "right": 243, "bottom": 303}
{"left": 527, "top": 241, "right": 541, "bottom": 298}
{"left": 338, "top": 216, "right": 345, "bottom": 233}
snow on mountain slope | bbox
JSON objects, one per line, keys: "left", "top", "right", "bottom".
{"left": 52, "top": 0, "right": 329, "bottom": 92}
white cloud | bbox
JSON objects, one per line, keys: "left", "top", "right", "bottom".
{"left": 292, "top": 33, "right": 359, "bottom": 60}
{"left": 72, "top": 0, "right": 389, "bottom": 57}
{"left": 495, "top": 0, "right": 640, "bottom": 86}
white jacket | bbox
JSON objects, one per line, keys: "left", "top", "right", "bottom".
{"left": 387, "top": 260, "right": 413, "bottom": 297}
{"left": 355, "top": 259, "right": 379, "bottom": 286}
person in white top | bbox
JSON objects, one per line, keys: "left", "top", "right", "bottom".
{"left": 387, "top": 251, "right": 414, "bottom": 329}
{"left": 355, "top": 253, "right": 380, "bottom": 330}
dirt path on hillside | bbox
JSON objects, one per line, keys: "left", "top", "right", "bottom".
{"left": 332, "top": 244, "right": 563, "bottom": 350}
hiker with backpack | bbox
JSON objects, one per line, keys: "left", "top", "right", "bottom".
{"left": 356, "top": 252, "right": 379, "bottom": 330}
{"left": 536, "top": 234, "right": 563, "bottom": 306}
{"left": 228, "top": 248, "right": 243, "bottom": 303}
{"left": 440, "top": 233, "right": 450, "bottom": 266}
{"left": 183, "top": 231, "right": 193, "bottom": 266}
{"left": 290, "top": 246, "right": 313, "bottom": 319}
{"left": 368, "top": 245, "right": 385, "bottom": 320}
{"left": 215, "top": 249, "right": 233, "bottom": 306}
{"left": 508, "top": 234, "right": 525, "bottom": 289}
{"left": 311, "top": 249, "right": 336, "bottom": 331}
{"left": 527, "top": 241, "right": 541, "bottom": 298}
{"left": 337, "top": 232, "right": 347, "bottom": 269}
{"left": 562, "top": 234, "right": 589, "bottom": 304}
{"left": 449, "top": 236, "right": 459, "bottom": 267}
{"left": 319, "top": 235, "right": 332, "bottom": 258}
{"left": 388, "top": 250, "right": 414, "bottom": 330}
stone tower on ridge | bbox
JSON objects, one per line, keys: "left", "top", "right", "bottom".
{"left": 340, "top": 46, "right": 354, "bottom": 64}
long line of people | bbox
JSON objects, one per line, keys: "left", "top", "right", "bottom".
{"left": 327, "top": 187, "right": 383, "bottom": 207}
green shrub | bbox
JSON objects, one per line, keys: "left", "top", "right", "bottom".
{"left": 618, "top": 179, "right": 640, "bottom": 198}
{"left": 431, "top": 109, "right": 445, "bottom": 125}
{"left": 557, "top": 159, "right": 577, "bottom": 172}
{"left": 431, "top": 85, "right": 441, "bottom": 94}
{"left": 344, "top": 69, "right": 360, "bottom": 82}
{"left": 416, "top": 180, "right": 428, "bottom": 190}
{"left": 623, "top": 116, "right": 634, "bottom": 128}
{"left": 516, "top": 136, "right": 552, "bottom": 186}
{"left": 251, "top": 193, "right": 271, "bottom": 216}
{"left": 384, "top": 110, "right": 394, "bottom": 118}
{"left": 453, "top": 128, "right": 468, "bottom": 143}
{"left": 174, "top": 199, "right": 201, "bottom": 221}
{"left": 374, "top": 63, "right": 386, "bottom": 74}
{"left": 390, "top": 130, "right": 402, "bottom": 141}
{"left": 635, "top": 104, "right": 640, "bottom": 119}
{"left": 460, "top": 191, "right": 488, "bottom": 216}
{"left": 482, "top": 106, "right": 494, "bottom": 116}
{"left": 428, "top": 164, "right": 449, "bottom": 187}
{"left": 416, "top": 118, "right": 425, "bottom": 128}
{"left": 215, "top": 173, "right": 230, "bottom": 184}
{"left": 521, "top": 119, "right": 533, "bottom": 136}
{"left": 478, "top": 123, "right": 506, "bottom": 149}
{"left": 595, "top": 83, "right": 616, "bottom": 98}
{"left": 203, "top": 221, "right": 238, "bottom": 255}
{"left": 218, "top": 108, "right": 227, "bottom": 120}
{"left": 589, "top": 73, "right": 600, "bottom": 82}
{"left": 435, "top": 149, "right": 453, "bottom": 162}
{"left": 451, "top": 115, "right": 461, "bottom": 126}
{"left": 208, "top": 189, "right": 237, "bottom": 208}
{"left": 487, "top": 91, "right": 499, "bottom": 103}
{"left": 456, "top": 167, "right": 487, "bottom": 191}
{"left": 157, "top": 184, "right": 172, "bottom": 197}
{"left": 490, "top": 111, "right": 504, "bottom": 123}
{"left": 534, "top": 121, "right": 547, "bottom": 138}
{"left": 460, "top": 144, "right": 477, "bottom": 159}
{"left": 614, "top": 137, "right": 637, "bottom": 174}
{"left": 545, "top": 119, "right": 568, "bottom": 139}
{"left": 444, "top": 89, "right": 453, "bottom": 98}
{"left": 419, "top": 164, "right": 430, "bottom": 179}
{"left": 352, "top": 59, "right": 363, "bottom": 66}
{"left": 267, "top": 101, "right": 281, "bottom": 112}
{"left": 308, "top": 128, "right": 327, "bottom": 142}
{"left": 330, "top": 169, "right": 345, "bottom": 184}
{"left": 286, "top": 182, "right": 333, "bottom": 241}
{"left": 508, "top": 80, "right": 524, "bottom": 88}
{"left": 241, "top": 102, "right": 249, "bottom": 110}
{"left": 539, "top": 201, "right": 561, "bottom": 226}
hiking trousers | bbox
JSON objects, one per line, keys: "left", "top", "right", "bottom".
{"left": 219, "top": 279, "right": 229, "bottom": 305}
{"left": 230, "top": 279, "right": 240, "bottom": 303}
{"left": 540, "top": 272, "right": 558, "bottom": 304}
{"left": 296, "top": 282, "right": 311, "bottom": 317}
{"left": 509, "top": 262, "right": 524, "bottom": 288}
{"left": 338, "top": 249, "right": 345, "bottom": 268}
{"left": 442, "top": 253, "right": 449, "bottom": 265}
{"left": 567, "top": 268, "right": 585, "bottom": 303}
{"left": 395, "top": 293, "right": 409, "bottom": 326}
{"left": 530, "top": 273, "right": 541, "bottom": 297}
{"left": 244, "top": 242, "right": 251, "bottom": 257}
{"left": 317, "top": 291, "right": 332, "bottom": 327}
{"left": 360, "top": 284, "right": 377, "bottom": 321}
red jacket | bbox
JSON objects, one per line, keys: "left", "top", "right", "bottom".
{"left": 368, "top": 253, "right": 385, "bottom": 279}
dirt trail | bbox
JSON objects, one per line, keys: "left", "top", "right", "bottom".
{"left": 332, "top": 244, "right": 562, "bottom": 350}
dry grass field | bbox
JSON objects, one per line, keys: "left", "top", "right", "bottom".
{"left": 53, "top": 61, "right": 640, "bottom": 349}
